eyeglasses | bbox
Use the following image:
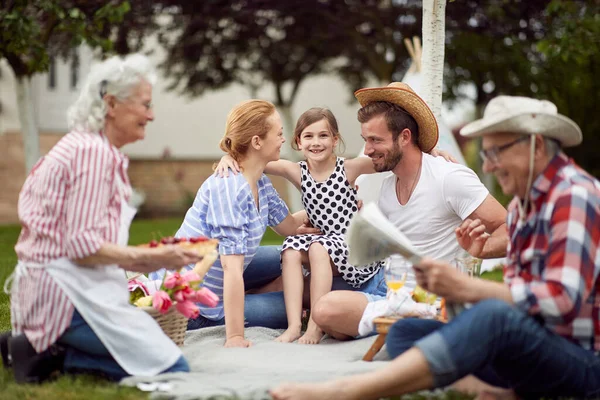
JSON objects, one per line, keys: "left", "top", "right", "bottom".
{"left": 479, "top": 136, "right": 529, "bottom": 164}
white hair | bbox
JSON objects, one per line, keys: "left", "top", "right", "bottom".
{"left": 67, "top": 53, "right": 157, "bottom": 133}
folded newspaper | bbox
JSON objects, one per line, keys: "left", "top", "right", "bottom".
{"left": 346, "top": 203, "right": 467, "bottom": 321}
{"left": 346, "top": 202, "right": 423, "bottom": 267}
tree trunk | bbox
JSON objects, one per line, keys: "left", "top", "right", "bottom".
{"left": 16, "top": 76, "right": 40, "bottom": 174}
{"left": 421, "top": 0, "right": 446, "bottom": 121}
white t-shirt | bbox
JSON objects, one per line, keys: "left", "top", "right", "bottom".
{"left": 378, "top": 153, "right": 489, "bottom": 263}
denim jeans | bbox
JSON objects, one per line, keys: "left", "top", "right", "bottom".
{"left": 188, "top": 245, "right": 387, "bottom": 330}
{"left": 386, "top": 299, "right": 600, "bottom": 398}
{"left": 58, "top": 310, "right": 189, "bottom": 381}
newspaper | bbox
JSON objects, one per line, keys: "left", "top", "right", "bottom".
{"left": 345, "top": 203, "right": 423, "bottom": 267}
{"left": 346, "top": 203, "right": 467, "bottom": 321}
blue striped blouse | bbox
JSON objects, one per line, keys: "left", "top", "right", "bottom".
{"left": 149, "top": 173, "right": 288, "bottom": 320}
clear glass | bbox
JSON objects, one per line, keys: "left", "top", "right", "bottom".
{"left": 384, "top": 256, "right": 410, "bottom": 298}
{"left": 451, "top": 255, "right": 482, "bottom": 278}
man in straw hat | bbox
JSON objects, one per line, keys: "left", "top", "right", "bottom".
{"left": 306, "top": 82, "right": 507, "bottom": 341}
{"left": 270, "top": 96, "right": 600, "bottom": 400}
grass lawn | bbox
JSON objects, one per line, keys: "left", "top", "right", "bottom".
{"left": 0, "top": 219, "right": 484, "bottom": 400}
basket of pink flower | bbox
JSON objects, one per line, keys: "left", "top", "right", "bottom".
{"left": 131, "top": 270, "right": 219, "bottom": 346}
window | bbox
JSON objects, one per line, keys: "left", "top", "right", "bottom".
{"left": 48, "top": 57, "right": 56, "bottom": 90}
{"left": 70, "top": 52, "right": 79, "bottom": 90}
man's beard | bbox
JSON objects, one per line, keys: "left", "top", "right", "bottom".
{"left": 372, "top": 143, "right": 403, "bottom": 172}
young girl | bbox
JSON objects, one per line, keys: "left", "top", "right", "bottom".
{"left": 216, "top": 108, "right": 381, "bottom": 344}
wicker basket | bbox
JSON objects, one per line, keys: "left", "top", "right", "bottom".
{"left": 142, "top": 305, "right": 188, "bottom": 346}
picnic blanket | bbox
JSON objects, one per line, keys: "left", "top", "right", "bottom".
{"left": 121, "top": 326, "right": 390, "bottom": 399}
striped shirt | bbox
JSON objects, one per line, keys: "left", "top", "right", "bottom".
{"left": 149, "top": 173, "right": 288, "bottom": 320}
{"left": 12, "top": 130, "right": 130, "bottom": 352}
{"left": 505, "top": 152, "right": 600, "bottom": 351}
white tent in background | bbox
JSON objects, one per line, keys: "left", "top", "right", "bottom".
{"left": 355, "top": 37, "right": 465, "bottom": 205}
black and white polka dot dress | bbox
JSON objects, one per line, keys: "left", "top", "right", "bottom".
{"left": 282, "top": 157, "right": 381, "bottom": 288}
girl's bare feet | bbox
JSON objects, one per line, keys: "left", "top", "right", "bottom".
{"left": 275, "top": 325, "right": 302, "bottom": 343}
{"left": 297, "top": 323, "right": 323, "bottom": 344}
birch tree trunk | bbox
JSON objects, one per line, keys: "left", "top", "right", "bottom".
{"left": 421, "top": 0, "right": 447, "bottom": 122}
{"left": 16, "top": 76, "right": 40, "bottom": 174}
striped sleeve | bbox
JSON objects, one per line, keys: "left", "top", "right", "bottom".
{"left": 263, "top": 177, "right": 289, "bottom": 226}
{"left": 64, "top": 143, "right": 114, "bottom": 259}
{"left": 204, "top": 177, "right": 249, "bottom": 255}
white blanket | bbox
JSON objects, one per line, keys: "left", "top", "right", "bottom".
{"left": 121, "top": 326, "right": 390, "bottom": 399}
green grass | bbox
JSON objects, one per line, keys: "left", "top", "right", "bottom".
{"left": 0, "top": 219, "right": 475, "bottom": 400}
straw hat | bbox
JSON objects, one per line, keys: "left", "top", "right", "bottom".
{"left": 460, "top": 96, "right": 582, "bottom": 147}
{"left": 354, "top": 82, "right": 439, "bottom": 153}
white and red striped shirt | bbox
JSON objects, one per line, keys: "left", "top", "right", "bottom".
{"left": 12, "top": 130, "right": 130, "bottom": 352}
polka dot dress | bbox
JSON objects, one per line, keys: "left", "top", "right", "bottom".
{"left": 282, "top": 157, "right": 381, "bottom": 288}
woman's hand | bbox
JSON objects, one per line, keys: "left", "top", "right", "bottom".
{"left": 129, "top": 247, "right": 202, "bottom": 273}
{"left": 151, "top": 246, "right": 202, "bottom": 271}
{"left": 295, "top": 218, "right": 321, "bottom": 235}
{"left": 429, "top": 148, "right": 457, "bottom": 163}
{"left": 214, "top": 154, "right": 240, "bottom": 177}
{"left": 455, "top": 218, "right": 490, "bottom": 258}
{"left": 225, "top": 335, "right": 252, "bottom": 348}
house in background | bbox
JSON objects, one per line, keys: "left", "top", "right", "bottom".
{"left": 0, "top": 46, "right": 370, "bottom": 224}
{"left": 0, "top": 42, "right": 472, "bottom": 225}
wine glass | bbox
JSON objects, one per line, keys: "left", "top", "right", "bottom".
{"left": 384, "top": 256, "right": 410, "bottom": 298}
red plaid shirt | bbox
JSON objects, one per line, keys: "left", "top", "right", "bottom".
{"left": 505, "top": 152, "right": 600, "bottom": 352}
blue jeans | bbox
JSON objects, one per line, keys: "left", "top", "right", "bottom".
{"left": 188, "top": 245, "right": 386, "bottom": 330}
{"left": 58, "top": 310, "right": 189, "bottom": 381}
{"left": 386, "top": 299, "right": 600, "bottom": 398}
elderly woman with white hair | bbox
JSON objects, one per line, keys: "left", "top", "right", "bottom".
{"left": 0, "top": 54, "right": 199, "bottom": 383}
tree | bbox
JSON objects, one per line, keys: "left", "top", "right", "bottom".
{"left": 157, "top": 1, "right": 345, "bottom": 143}
{"left": 535, "top": 0, "right": 600, "bottom": 177}
{"left": 0, "top": 0, "right": 131, "bottom": 173}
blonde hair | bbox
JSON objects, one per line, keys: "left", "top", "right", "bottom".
{"left": 219, "top": 100, "right": 276, "bottom": 161}
{"left": 67, "top": 53, "right": 156, "bottom": 133}
{"left": 292, "top": 107, "right": 346, "bottom": 153}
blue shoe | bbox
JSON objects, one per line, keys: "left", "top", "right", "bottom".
{"left": 9, "top": 335, "right": 65, "bottom": 384}
{"left": 0, "top": 331, "right": 10, "bottom": 368}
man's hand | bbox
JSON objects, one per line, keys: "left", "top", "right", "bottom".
{"left": 455, "top": 218, "right": 490, "bottom": 258}
{"left": 414, "top": 257, "right": 471, "bottom": 302}
{"left": 224, "top": 335, "right": 252, "bottom": 348}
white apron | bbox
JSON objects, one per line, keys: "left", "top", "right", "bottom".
{"left": 14, "top": 199, "right": 182, "bottom": 376}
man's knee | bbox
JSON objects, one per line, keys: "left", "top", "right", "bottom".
{"left": 467, "top": 299, "right": 527, "bottom": 329}
{"left": 311, "top": 292, "right": 342, "bottom": 327}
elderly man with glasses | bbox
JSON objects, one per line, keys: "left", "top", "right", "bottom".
{"left": 270, "top": 96, "right": 600, "bottom": 400}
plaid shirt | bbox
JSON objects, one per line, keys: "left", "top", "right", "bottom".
{"left": 505, "top": 152, "right": 600, "bottom": 352}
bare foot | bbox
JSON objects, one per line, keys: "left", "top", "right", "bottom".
{"left": 275, "top": 326, "right": 302, "bottom": 343}
{"left": 270, "top": 381, "right": 354, "bottom": 400}
{"left": 297, "top": 325, "right": 323, "bottom": 344}
{"left": 452, "top": 375, "right": 517, "bottom": 400}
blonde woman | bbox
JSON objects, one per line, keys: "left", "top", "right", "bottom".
{"left": 152, "top": 100, "right": 312, "bottom": 348}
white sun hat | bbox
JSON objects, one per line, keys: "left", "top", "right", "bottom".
{"left": 460, "top": 96, "right": 582, "bottom": 147}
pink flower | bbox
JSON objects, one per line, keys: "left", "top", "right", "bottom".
{"left": 163, "top": 272, "right": 184, "bottom": 289}
{"left": 152, "top": 290, "right": 173, "bottom": 314}
{"left": 176, "top": 300, "right": 200, "bottom": 319}
{"left": 181, "top": 271, "right": 202, "bottom": 283}
{"left": 189, "top": 287, "right": 219, "bottom": 308}
{"left": 173, "top": 286, "right": 194, "bottom": 303}
{"left": 128, "top": 279, "right": 149, "bottom": 295}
